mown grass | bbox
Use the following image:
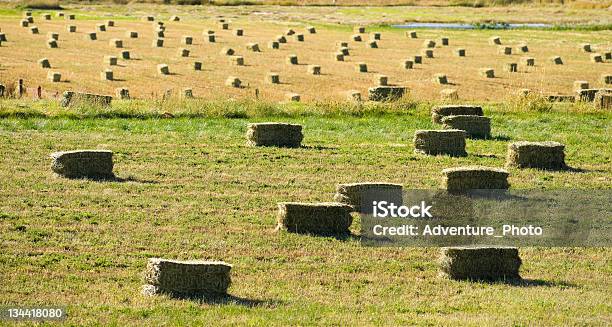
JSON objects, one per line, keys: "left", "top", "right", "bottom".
{"left": 0, "top": 100, "right": 610, "bottom": 325}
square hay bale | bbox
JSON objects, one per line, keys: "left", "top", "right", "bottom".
{"left": 246, "top": 122, "right": 303, "bottom": 147}
{"left": 368, "top": 86, "right": 406, "bottom": 102}
{"left": 26, "top": 16, "right": 34, "bottom": 23}
{"left": 547, "top": 95, "right": 575, "bottom": 102}
{"left": 285, "top": 28, "right": 295, "bottom": 36}
{"left": 57, "top": 12, "right": 64, "bottom": 17}
{"left": 371, "top": 32, "right": 381, "bottom": 40}
{"left": 602, "top": 74, "right": 612, "bottom": 84}
{"left": 126, "top": 31, "right": 138, "bottom": 38}
{"left": 406, "top": 31, "right": 417, "bottom": 38}
{"left": 439, "top": 247, "right": 521, "bottom": 281}
{"left": 580, "top": 43, "right": 592, "bottom": 52}
{"left": 86, "top": 32, "right": 97, "bottom": 41}
{"left": 294, "top": 34, "right": 304, "bottom": 42}
{"left": 203, "top": 29, "right": 215, "bottom": 35}
{"left": 375, "top": 74, "right": 388, "bottom": 86}
{"left": 334, "top": 53, "right": 345, "bottom": 61}
{"left": 110, "top": 38, "right": 123, "bottom": 48}
{"left": 577, "top": 88, "right": 611, "bottom": 102}
{"left": 573, "top": 81, "right": 589, "bottom": 92}
{"left": 367, "top": 41, "right": 378, "bottom": 48}
{"left": 522, "top": 57, "right": 535, "bottom": 66}
{"left": 423, "top": 39, "right": 436, "bottom": 48}
{"left": 220, "top": 23, "right": 229, "bottom": 30}
{"left": 106, "top": 20, "right": 115, "bottom": 27}
{"left": 504, "top": 62, "right": 518, "bottom": 73}
{"left": 517, "top": 43, "right": 529, "bottom": 53}
{"left": 479, "top": 68, "right": 495, "bottom": 78}
{"left": 207, "top": 34, "right": 216, "bottom": 43}
{"left": 155, "top": 30, "right": 165, "bottom": 38}
{"left": 246, "top": 42, "right": 260, "bottom": 52}
{"left": 277, "top": 35, "right": 287, "bottom": 43}
{"left": 100, "top": 69, "right": 113, "bottom": 81}
{"left": 182, "top": 88, "right": 193, "bottom": 99}
{"left": 551, "top": 56, "right": 563, "bottom": 65}
{"left": 333, "top": 183, "right": 403, "bottom": 213}
{"left": 594, "top": 92, "right": 612, "bottom": 109}
{"left": 268, "top": 41, "right": 279, "bottom": 49}
{"left": 104, "top": 56, "right": 118, "bottom": 66}
{"left": 115, "top": 87, "right": 130, "bottom": 100}
{"left": 61, "top": 91, "right": 112, "bottom": 107}
{"left": 356, "top": 62, "right": 368, "bottom": 73}
{"left": 234, "top": 29, "right": 244, "bottom": 36}
{"left": 440, "top": 88, "right": 458, "bottom": 101}
{"left": 590, "top": 53, "right": 603, "bottom": 63}
{"left": 498, "top": 46, "right": 512, "bottom": 55}
{"left": 605, "top": 52, "right": 612, "bottom": 60}
{"left": 441, "top": 115, "right": 491, "bottom": 139}
{"left": 46, "top": 39, "right": 58, "bottom": 48}
{"left": 354, "top": 26, "right": 366, "bottom": 33}
{"left": 433, "top": 73, "right": 448, "bottom": 84}
{"left": 307, "top": 65, "right": 321, "bottom": 75}
{"left": 0, "top": 33, "right": 7, "bottom": 42}
{"left": 153, "top": 38, "right": 164, "bottom": 47}
{"left": 276, "top": 202, "right": 353, "bottom": 235}
{"left": 306, "top": 26, "right": 316, "bottom": 34}
{"left": 337, "top": 47, "right": 349, "bottom": 56}
{"left": 38, "top": 58, "right": 51, "bottom": 68}
{"left": 266, "top": 72, "right": 280, "bottom": 84}
{"left": 336, "top": 41, "right": 349, "bottom": 48}
{"left": 50, "top": 150, "right": 114, "bottom": 179}
{"left": 454, "top": 48, "right": 466, "bottom": 57}
{"left": 506, "top": 141, "right": 566, "bottom": 170}
{"left": 30, "top": 26, "right": 39, "bottom": 34}
{"left": 47, "top": 71, "right": 61, "bottom": 82}
{"left": 439, "top": 37, "right": 449, "bottom": 46}
{"left": 20, "top": 19, "right": 29, "bottom": 27}
{"left": 352, "top": 34, "right": 362, "bottom": 42}
{"left": 67, "top": 25, "right": 77, "bottom": 33}
{"left": 225, "top": 76, "right": 241, "bottom": 88}
{"left": 67, "top": 14, "right": 76, "bottom": 20}
{"left": 178, "top": 48, "right": 190, "bottom": 57}
{"left": 182, "top": 36, "right": 193, "bottom": 45}
{"left": 414, "top": 130, "right": 467, "bottom": 157}
{"left": 96, "top": 24, "right": 106, "bottom": 32}
{"left": 421, "top": 49, "right": 434, "bottom": 58}
{"left": 489, "top": 36, "right": 501, "bottom": 45}
{"left": 286, "top": 54, "right": 298, "bottom": 65}
{"left": 442, "top": 166, "right": 509, "bottom": 191}
{"left": 230, "top": 56, "right": 244, "bottom": 66}
{"left": 142, "top": 258, "right": 232, "bottom": 297}
{"left": 24, "top": 11, "right": 32, "bottom": 17}
{"left": 143, "top": 15, "right": 155, "bottom": 22}
{"left": 157, "top": 64, "right": 170, "bottom": 75}
{"left": 193, "top": 61, "right": 202, "bottom": 71}
{"left": 413, "top": 55, "right": 422, "bottom": 64}
{"left": 170, "top": 15, "right": 180, "bottom": 21}
{"left": 286, "top": 93, "right": 301, "bottom": 102}
{"left": 347, "top": 90, "right": 361, "bottom": 102}
{"left": 121, "top": 50, "right": 130, "bottom": 59}
{"left": 431, "top": 104, "right": 483, "bottom": 124}
{"left": 48, "top": 32, "right": 59, "bottom": 40}
{"left": 220, "top": 47, "right": 235, "bottom": 55}
{"left": 402, "top": 60, "right": 414, "bottom": 69}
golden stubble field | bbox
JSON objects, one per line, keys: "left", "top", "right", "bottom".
{"left": 0, "top": 12, "right": 611, "bottom": 102}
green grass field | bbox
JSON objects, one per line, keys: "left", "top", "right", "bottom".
{"left": 1, "top": 100, "right": 610, "bottom": 325}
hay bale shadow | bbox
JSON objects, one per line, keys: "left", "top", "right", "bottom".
{"left": 63, "top": 175, "right": 158, "bottom": 184}
{"left": 489, "top": 278, "right": 576, "bottom": 288}
{"left": 169, "top": 293, "right": 282, "bottom": 307}
{"left": 300, "top": 145, "right": 338, "bottom": 150}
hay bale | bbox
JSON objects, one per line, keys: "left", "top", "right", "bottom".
{"left": 220, "top": 23, "right": 229, "bottom": 30}
{"left": 368, "top": 86, "right": 406, "bottom": 102}
{"left": 26, "top": 16, "right": 34, "bottom": 23}
{"left": 442, "top": 166, "right": 509, "bottom": 191}
{"left": 182, "top": 88, "right": 193, "bottom": 99}
{"left": 307, "top": 65, "right": 321, "bottom": 75}
{"left": 153, "top": 38, "right": 164, "bottom": 47}
{"left": 439, "top": 247, "right": 521, "bottom": 281}
{"left": 573, "top": 81, "right": 589, "bottom": 92}
{"left": 604, "top": 52, "right": 612, "bottom": 60}
{"left": 441, "top": 115, "right": 491, "bottom": 139}
{"left": 371, "top": 32, "right": 381, "bottom": 40}
{"left": 423, "top": 39, "right": 436, "bottom": 48}
{"left": 104, "top": 55, "right": 118, "bottom": 66}
{"left": 454, "top": 48, "right": 465, "bottom": 57}
{"left": 246, "top": 122, "right": 303, "bottom": 147}
{"left": 336, "top": 41, "right": 348, "bottom": 47}
{"left": 115, "top": 87, "right": 130, "bottom": 100}
{"left": 522, "top": 57, "right": 535, "bottom": 66}
{"left": 47, "top": 32, "right": 59, "bottom": 40}
{"left": 86, "top": 32, "right": 97, "bottom": 41}
{"left": 142, "top": 258, "right": 232, "bottom": 297}
{"left": 230, "top": 56, "right": 244, "bottom": 66}
{"left": 294, "top": 34, "right": 304, "bottom": 42}
{"left": 517, "top": 43, "right": 529, "bottom": 53}
{"left": 375, "top": 74, "right": 388, "bottom": 86}
{"left": 182, "top": 36, "right": 193, "bottom": 45}
{"left": 354, "top": 26, "right": 366, "bottom": 33}
{"left": 207, "top": 34, "right": 216, "bottom": 43}
{"left": 38, "top": 58, "right": 51, "bottom": 68}
{"left": 414, "top": 130, "right": 467, "bottom": 157}
{"left": 96, "top": 24, "right": 106, "bottom": 32}
{"left": 276, "top": 202, "right": 352, "bottom": 235}
{"left": 286, "top": 54, "right": 298, "bottom": 65}
{"left": 367, "top": 41, "right": 378, "bottom": 48}
{"left": 286, "top": 93, "right": 300, "bottom": 102}
{"left": 413, "top": 55, "right": 422, "bottom": 64}
{"left": 234, "top": 29, "right": 244, "bottom": 36}
{"left": 178, "top": 48, "right": 190, "bottom": 57}
{"left": 110, "top": 39, "right": 123, "bottom": 48}
{"left": 506, "top": 141, "right": 566, "bottom": 170}
{"left": 100, "top": 69, "right": 113, "bottom": 81}
{"left": 155, "top": 30, "right": 165, "bottom": 38}
{"left": 406, "top": 31, "right": 417, "bottom": 38}
{"left": 339, "top": 47, "right": 349, "bottom": 56}
{"left": 277, "top": 35, "right": 287, "bottom": 43}
{"left": 67, "top": 25, "right": 76, "bottom": 33}
{"left": 547, "top": 95, "right": 575, "bottom": 102}
{"left": 333, "top": 183, "right": 403, "bottom": 213}
{"left": 551, "top": 56, "right": 563, "bottom": 65}
{"left": 50, "top": 150, "right": 114, "bottom": 178}
{"left": 24, "top": 11, "right": 32, "bottom": 16}
{"left": 433, "top": 73, "right": 448, "bottom": 84}
{"left": 47, "top": 71, "right": 61, "bottom": 82}
{"left": 246, "top": 42, "right": 260, "bottom": 52}
{"left": 67, "top": 14, "right": 75, "bottom": 20}
{"left": 266, "top": 72, "right": 280, "bottom": 84}
{"left": 61, "top": 91, "right": 112, "bottom": 107}
{"left": 440, "top": 88, "right": 458, "bottom": 101}
{"left": 225, "top": 76, "right": 241, "bottom": 88}
{"left": 594, "top": 92, "right": 612, "bottom": 109}
{"left": 0, "top": 33, "right": 7, "bottom": 42}
{"left": 203, "top": 29, "right": 214, "bottom": 35}
{"left": 421, "top": 49, "right": 434, "bottom": 58}
{"left": 602, "top": 74, "right": 612, "bottom": 85}
{"left": 170, "top": 15, "right": 180, "bottom": 21}
{"left": 334, "top": 53, "right": 344, "bottom": 61}
{"left": 498, "top": 46, "right": 512, "bottom": 55}
{"left": 590, "top": 53, "right": 603, "bottom": 63}
{"left": 46, "top": 39, "right": 58, "bottom": 48}
{"left": 106, "top": 20, "right": 115, "bottom": 27}
{"left": 489, "top": 36, "right": 501, "bottom": 45}
{"left": 356, "top": 62, "right": 367, "bottom": 73}
{"left": 352, "top": 34, "right": 362, "bottom": 42}
{"left": 121, "top": 50, "right": 130, "bottom": 59}
{"left": 431, "top": 105, "right": 483, "bottom": 124}
{"left": 580, "top": 43, "right": 592, "bottom": 52}
{"left": 402, "top": 60, "right": 414, "bottom": 69}
{"left": 285, "top": 28, "right": 295, "bottom": 36}
{"left": 193, "top": 61, "right": 202, "bottom": 71}
{"left": 20, "top": 19, "right": 29, "bottom": 27}
{"left": 143, "top": 15, "right": 155, "bottom": 22}
{"left": 306, "top": 26, "right": 316, "bottom": 34}
{"left": 347, "top": 90, "right": 361, "bottom": 102}
{"left": 157, "top": 64, "right": 170, "bottom": 75}
{"left": 30, "top": 26, "right": 39, "bottom": 34}
{"left": 439, "top": 37, "right": 449, "bottom": 46}
{"left": 577, "top": 88, "right": 611, "bottom": 102}
{"left": 220, "top": 47, "right": 235, "bottom": 55}
{"left": 504, "top": 63, "right": 518, "bottom": 73}
{"left": 479, "top": 68, "right": 495, "bottom": 78}
{"left": 268, "top": 41, "right": 279, "bottom": 49}
{"left": 125, "top": 31, "right": 138, "bottom": 38}
{"left": 57, "top": 12, "right": 64, "bottom": 17}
